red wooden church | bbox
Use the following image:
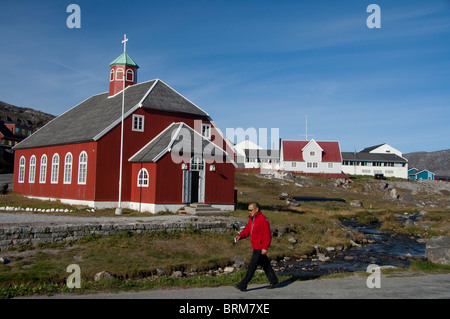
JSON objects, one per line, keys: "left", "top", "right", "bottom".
{"left": 13, "top": 46, "right": 237, "bottom": 213}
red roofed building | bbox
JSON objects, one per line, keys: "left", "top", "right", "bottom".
{"left": 280, "top": 139, "right": 343, "bottom": 175}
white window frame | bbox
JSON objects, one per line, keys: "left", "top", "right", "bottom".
{"left": 126, "top": 69, "right": 134, "bottom": 82}
{"left": 137, "top": 168, "right": 149, "bottom": 187}
{"left": 51, "top": 154, "right": 59, "bottom": 184}
{"left": 116, "top": 68, "right": 124, "bottom": 81}
{"left": 64, "top": 152, "right": 73, "bottom": 184}
{"left": 201, "top": 124, "right": 211, "bottom": 140}
{"left": 110, "top": 69, "right": 115, "bottom": 82}
{"left": 18, "top": 156, "right": 25, "bottom": 183}
{"left": 190, "top": 156, "right": 205, "bottom": 171}
{"left": 78, "top": 151, "right": 88, "bottom": 185}
{"left": 29, "top": 155, "right": 36, "bottom": 183}
{"left": 328, "top": 162, "right": 334, "bottom": 169}
{"left": 132, "top": 114, "right": 145, "bottom": 132}
{"left": 39, "top": 155, "right": 47, "bottom": 183}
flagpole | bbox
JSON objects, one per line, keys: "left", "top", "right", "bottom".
{"left": 115, "top": 34, "right": 128, "bottom": 216}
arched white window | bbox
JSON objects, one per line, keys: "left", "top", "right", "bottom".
{"left": 116, "top": 68, "right": 124, "bottom": 81}
{"left": 110, "top": 69, "right": 115, "bottom": 82}
{"left": 190, "top": 156, "right": 204, "bottom": 171}
{"left": 18, "top": 156, "right": 26, "bottom": 183}
{"left": 39, "top": 155, "right": 47, "bottom": 183}
{"left": 137, "top": 168, "right": 149, "bottom": 187}
{"left": 51, "top": 153, "right": 59, "bottom": 184}
{"left": 29, "top": 155, "right": 36, "bottom": 183}
{"left": 64, "top": 153, "right": 72, "bottom": 184}
{"left": 126, "top": 69, "right": 134, "bottom": 82}
{"left": 78, "top": 151, "right": 88, "bottom": 185}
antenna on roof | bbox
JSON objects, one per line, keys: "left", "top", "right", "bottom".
{"left": 301, "top": 115, "right": 314, "bottom": 141}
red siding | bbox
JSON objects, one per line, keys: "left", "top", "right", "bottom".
{"left": 14, "top": 107, "right": 235, "bottom": 207}
{"left": 13, "top": 142, "right": 97, "bottom": 201}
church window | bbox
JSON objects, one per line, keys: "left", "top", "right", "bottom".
{"left": 132, "top": 114, "right": 145, "bottom": 132}
{"left": 190, "top": 156, "right": 204, "bottom": 171}
{"left": 29, "top": 155, "right": 36, "bottom": 183}
{"left": 137, "top": 168, "right": 149, "bottom": 187}
{"left": 51, "top": 154, "right": 59, "bottom": 184}
{"left": 40, "top": 155, "right": 47, "bottom": 183}
{"left": 116, "top": 68, "right": 124, "bottom": 81}
{"left": 64, "top": 153, "right": 73, "bottom": 184}
{"left": 110, "top": 69, "right": 115, "bottom": 82}
{"left": 18, "top": 156, "right": 25, "bottom": 183}
{"left": 126, "top": 69, "right": 134, "bottom": 82}
{"left": 202, "top": 124, "right": 211, "bottom": 140}
{"left": 78, "top": 151, "right": 88, "bottom": 185}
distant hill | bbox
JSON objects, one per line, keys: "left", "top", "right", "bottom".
{"left": 0, "top": 101, "right": 55, "bottom": 131}
{"left": 404, "top": 149, "right": 450, "bottom": 177}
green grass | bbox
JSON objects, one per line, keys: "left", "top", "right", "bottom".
{"left": 1, "top": 170, "right": 449, "bottom": 298}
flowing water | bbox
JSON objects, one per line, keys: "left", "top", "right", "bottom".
{"left": 276, "top": 219, "right": 426, "bottom": 278}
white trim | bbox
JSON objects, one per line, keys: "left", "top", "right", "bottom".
{"left": 201, "top": 123, "right": 211, "bottom": 140}
{"left": 132, "top": 114, "right": 145, "bottom": 132}
{"left": 301, "top": 139, "right": 324, "bottom": 152}
{"left": 137, "top": 79, "right": 159, "bottom": 106}
{"left": 78, "top": 151, "right": 88, "bottom": 185}
{"left": 126, "top": 69, "right": 134, "bottom": 82}
{"left": 63, "top": 152, "right": 73, "bottom": 184}
{"left": 137, "top": 168, "right": 149, "bottom": 187}
{"left": 51, "top": 153, "right": 59, "bottom": 184}
{"left": 29, "top": 155, "right": 36, "bottom": 184}
{"left": 93, "top": 103, "right": 141, "bottom": 140}
{"left": 156, "top": 79, "right": 210, "bottom": 117}
{"left": 39, "top": 154, "right": 47, "bottom": 184}
{"left": 207, "top": 118, "right": 236, "bottom": 156}
{"left": 18, "top": 156, "right": 26, "bottom": 183}
{"left": 24, "top": 196, "right": 235, "bottom": 214}
{"left": 128, "top": 122, "right": 177, "bottom": 162}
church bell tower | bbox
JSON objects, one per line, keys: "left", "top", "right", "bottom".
{"left": 108, "top": 35, "right": 139, "bottom": 97}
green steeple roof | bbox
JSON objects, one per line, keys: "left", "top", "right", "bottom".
{"left": 109, "top": 53, "right": 139, "bottom": 68}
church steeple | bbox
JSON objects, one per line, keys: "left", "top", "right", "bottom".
{"left": 108, "top": 36, "right": 139, "bottom": 97}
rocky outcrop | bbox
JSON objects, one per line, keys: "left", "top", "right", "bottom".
{"left": 425, "top": 236, "right": 450, "bottom": 265}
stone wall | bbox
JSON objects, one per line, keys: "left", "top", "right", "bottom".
{"left": 0, "top": 219, "right": 244, "bottom": 251}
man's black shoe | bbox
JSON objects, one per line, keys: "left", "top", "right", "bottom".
{"left": 234, "top": 283, "right": 247, "bottom": 292}
{"left": 266, "top": 282, "right": 279, "bottom": 289}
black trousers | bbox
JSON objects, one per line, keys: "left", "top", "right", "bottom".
{"left": 240, "top": 249, "right": 278, "bottom": 287}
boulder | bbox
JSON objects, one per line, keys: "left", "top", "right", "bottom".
{"left": 426, "top": 236, "right": 450, "bottom": 265}
{"left": 350, "top": 200, "right": 363, "bottom": 207}
{"left": 94, "top": 271, "right": 113, "bottom": 281}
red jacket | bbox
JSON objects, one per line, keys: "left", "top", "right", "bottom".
{"left": 238, "top": 210, "right": 272, "bottom": 250}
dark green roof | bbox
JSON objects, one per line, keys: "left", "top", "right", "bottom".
{"left": 109, "top": 53, "right": 139, "bottom": 68}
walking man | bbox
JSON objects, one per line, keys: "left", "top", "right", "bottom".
{"left": 234, "top": 202, "right": 278, "bottom": 292}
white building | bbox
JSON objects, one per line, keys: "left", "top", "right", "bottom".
{"left": 235, "top": 140, "right": 280, "bottom": 170}
{"left": 280, "top": 139, "right": 343, "bottom": 174}
{"left": 341, "top": 143, "right": 408, "bottom": 179}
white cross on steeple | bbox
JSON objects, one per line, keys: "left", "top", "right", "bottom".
{"left": 122, "top": 34, "right": 128, "bottom": 53}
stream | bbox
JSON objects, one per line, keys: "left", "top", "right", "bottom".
{"left": 275, "top": 219, "right": 426, "bottom": 278}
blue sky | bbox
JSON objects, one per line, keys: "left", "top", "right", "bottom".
{"left": 1, "top": 0, "right": 449, "bottom": 154}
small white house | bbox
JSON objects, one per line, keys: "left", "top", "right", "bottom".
{"left": 341, "top": 143, "right": 408, "bottom": 179}
{"left": 280, "top": 139, "right": 343, "bottom": 174}
{"left": 235, "top": 140, "right": 280, "bottom": 170}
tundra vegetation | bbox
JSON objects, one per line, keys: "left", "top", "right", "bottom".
{"left": 0, "top": 171, "right": 449, "bottom": 298}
